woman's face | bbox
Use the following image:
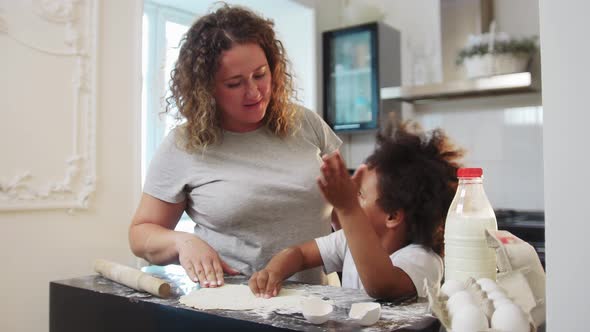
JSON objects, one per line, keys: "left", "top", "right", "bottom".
{"left": 213, "top": 43, "right": 272, "bottom": 132}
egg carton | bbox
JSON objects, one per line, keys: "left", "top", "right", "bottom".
{"left": 426, "top": 277, "right": 534, "bottom": 332}
{"left": 425, "top": 229, "right": 546, "bottom": 332}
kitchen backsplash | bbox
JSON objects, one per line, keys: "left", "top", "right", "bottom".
{"left": 339, "top": 93, "right": 544, "bottom": 211}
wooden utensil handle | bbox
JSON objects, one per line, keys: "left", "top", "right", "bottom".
{"left": 94, "top": 259, "right": 171, "bottom": 298}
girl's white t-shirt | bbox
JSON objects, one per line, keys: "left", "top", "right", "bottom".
{"left": 315, "top": 230, "right": 443, "bottom": 297}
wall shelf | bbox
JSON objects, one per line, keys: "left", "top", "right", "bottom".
{"left": 380, "top": 72, "right": 539, "bottom": 103}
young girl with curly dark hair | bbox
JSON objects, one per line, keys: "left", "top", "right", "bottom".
{"left": 249, "top": 123, "right": 463, "bottom": 300}
{"left": 130, "top": 4, "right": 341, "bottom": 288}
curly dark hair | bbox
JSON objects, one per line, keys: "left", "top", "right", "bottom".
{"left": 166, "top": 3, "right": 297, "bottom": 151}
{"left": 365, "top": 123, "right": 464, "bottom": 256}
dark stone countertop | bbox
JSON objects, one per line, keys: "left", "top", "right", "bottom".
{"left": 50, "top": 264, "right": 439, "bottom": 331}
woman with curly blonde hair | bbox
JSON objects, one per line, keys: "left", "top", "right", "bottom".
{"left": 129, "top": 4, "right": 341, "bottom": 288}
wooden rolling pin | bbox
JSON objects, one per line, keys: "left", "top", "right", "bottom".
{"left": 94, "top": 259, "right": 171, "bottom": 298}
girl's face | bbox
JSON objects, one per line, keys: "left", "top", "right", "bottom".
{"left": 213, "top": 43, "right": 272, "bottom": 133}
{"left": 358, "top": 168, "right": 390, "bottom": 232}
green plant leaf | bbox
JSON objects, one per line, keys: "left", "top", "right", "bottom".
{"left": 456, "top": 36, "right": 538, "bottom": 65}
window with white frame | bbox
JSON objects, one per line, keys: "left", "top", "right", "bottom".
{"left": 142, "top": 3, "right": 193, "bottom": 180}
{"left": 142, "top": 3, "right": 195, "bottom": 232}
{"left": 142, "top": 1, "right": 316, "bottom": 232}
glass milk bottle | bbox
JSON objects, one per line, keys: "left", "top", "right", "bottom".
{"left": 444, "top": 167, "right": 498, "bottom": 282}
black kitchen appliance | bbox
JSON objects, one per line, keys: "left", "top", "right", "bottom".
{"left": 495, "top": 209, "right": 545, "bottom": 268}
{"left": 322, "top": 22, "right": 401, "bottom": 132}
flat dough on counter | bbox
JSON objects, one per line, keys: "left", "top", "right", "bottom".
{"left": 179, "top": 284, "right": 307, "bottom": 311}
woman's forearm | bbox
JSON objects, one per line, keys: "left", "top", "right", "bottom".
{"left": 129, "top": 222, "right": 191, "bottom": 265}
{"left": 129, "top": 194, "right": 188, "bottom": 264}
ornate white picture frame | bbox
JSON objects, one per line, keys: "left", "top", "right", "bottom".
{"left": 0, "top": 0, "right": 98, "bottom": 211}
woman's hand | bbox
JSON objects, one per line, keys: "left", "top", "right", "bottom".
{"left": 176, "top": 233, "right": 239, "bottom": 287}
{"left": 248, "top": 269, "right": 284, "bottom": 298}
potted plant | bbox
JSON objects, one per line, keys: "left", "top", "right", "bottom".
{"left": 456, "top": 31, "right": 538, "bottom": 78}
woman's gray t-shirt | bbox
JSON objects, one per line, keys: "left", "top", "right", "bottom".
{"left": 143, "top": 106, "right": 342, "bottom": 284}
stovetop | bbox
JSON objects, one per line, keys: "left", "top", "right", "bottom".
{"left": 494, "top": 209, "right": 545, "bottom": 267}
{"left": 494, "top": 209, "right": 544, "bottom": 223}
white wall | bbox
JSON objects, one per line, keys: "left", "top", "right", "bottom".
{"left": 440, "top": 0, "right": 486, "bottom": 82}
{"left": 416, "top": 94, "right": 544, "bottom": 210}
{"left": 539, "top": 1, "right": 590, "bottom": 330}
{"left": 495, "top": 0, "right": 540, "bottom": 38}
{"left": 0, "top": 1, "right": 142, "bottom": 331}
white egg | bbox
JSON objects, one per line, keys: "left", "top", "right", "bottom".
{"left": 493, "top": 297, "right": 513, "bottom": 309}
{"left": 441, "top": 279, "right": 465, "bottom": 298}
{"left": 476, "top": 277, "right": 499, "bottom": 293}
{"left": 491, "top": 303, "right": 530, "bottom": 332}
{"left": 349, "top": 302, "right": 381, "bottom": 326}
{"left": 486, "top": 289, "right": 508, "bottom": 302}
{"left": 301, "top": 298, "right": 333, "bottom": 325}
{"left": 451, "top": 304, "right": 489, "bottom": 332}
{"left": 447, "top": 290, "right": 475, "bottom": 317}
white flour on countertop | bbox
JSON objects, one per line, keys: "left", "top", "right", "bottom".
{"left": 379, "top": 301, "right": 429, "bottom": 321}
{"left": 179, "top": 284, "right": 310, "bottom": 311}
{"left": 363, "top": 301, "right": 432, "bottom": 331}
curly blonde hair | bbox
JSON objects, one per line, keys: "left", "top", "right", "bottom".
{"left": 166, "top": 4, "right": 298, "bottom": 151}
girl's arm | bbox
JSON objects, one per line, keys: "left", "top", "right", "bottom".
{"left": 335, "top": 206, "right": 416, "bottom": 299}
{"left": 249, "top": 240, "right": 323, "bottom": 298}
